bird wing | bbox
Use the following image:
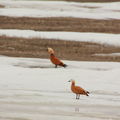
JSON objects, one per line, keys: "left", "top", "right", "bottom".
{"left": 51, "top": 56, "right": 63, "bottom": 65}
{"left": 75, "top": 86, "right": 86, "bottom": 94}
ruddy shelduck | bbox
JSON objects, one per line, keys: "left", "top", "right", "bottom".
{"left": 47, "top": 47, "right": 67, "bottom": 68}
{"left": 68, "top": 80, "right": 89, "bottom": 99}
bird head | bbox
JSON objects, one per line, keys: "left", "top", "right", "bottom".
{"left": 68, "top": 79, "right": 75, "bottom": 85}
{"left": 47, "top": 47, "right": 54, "bottom": 54}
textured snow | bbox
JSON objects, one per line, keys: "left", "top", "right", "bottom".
{"left": 0, "top": 0, "right": 120, "bottom": 120}
{"left": 0, "top": 56, "right": 120, "bottom": 120}
{"left": 0, "top": 0, "right": 120, "bottom": 19}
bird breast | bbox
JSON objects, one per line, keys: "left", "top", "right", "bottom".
{"left": 50, "top": 55, "right": 62, "bottom": 65}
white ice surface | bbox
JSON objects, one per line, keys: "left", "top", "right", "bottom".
{"left": 0, "top": 1, "right": 120, "bottom": 119}
{"left": 94, "top": 53, "right": 120, "bottom": 57}
{"left": 0, "top": 0, "right": 120, "bottom": 19}
{"left": 0, "top": 56, "right": 120, "bottom": 120}
{"left": 0, "top": 29, "right": 120, "bottom": 46}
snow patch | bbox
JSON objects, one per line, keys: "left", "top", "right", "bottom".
{"left": 0, "top": 29, "right": 120, "bottom": 46}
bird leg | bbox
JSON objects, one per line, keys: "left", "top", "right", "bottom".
{"left": 76, "top": 94, "right": 77, "bottom": 99}
{"left": 78, "top": 94, "right": 80, "bottom": 99}
{"left": 76, "top": 94, "right": 78, "bottom": 99}
{"left": 55, "top": 65, "right": 58, "bottom": 68}
{"left": 76, "top": 94, "right": 80, "bottom": 99}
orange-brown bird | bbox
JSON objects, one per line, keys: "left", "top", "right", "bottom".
{"left": 47, "top": 48, "right": 67, "bottom": 68}
{"left": 68, "top": 80, "right": 89, "bottom": 99}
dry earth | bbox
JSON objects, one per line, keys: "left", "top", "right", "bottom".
{"left": 1, "top": 36, "right": 120, "bottom": 62}
{"left": 0, "top": 16, "right": 120, "bottom": 34}
{"left": 0, "top": 5, "right": 4, "bottom": 8}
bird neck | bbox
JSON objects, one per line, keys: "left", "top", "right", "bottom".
{"left": 71, "top": 82, "right": 75, "bottom": 86}
{"left": 50, "top": 54, "right": 56, "bottom": 61}
{"left": 50, "top": 53, "right": 55, "bottom": 57}
{"left": 50, "top": 53, "right": 55, "bottom": 58}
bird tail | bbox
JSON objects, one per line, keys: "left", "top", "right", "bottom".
{"left": 87, "top": 91, "right": 90, "bottom": 94}
{"left": 59, "top": 62, "right": 67, "bottom": 68}
{"left": 63, "top": 64, "right": 67, "bottom": 68}
{"left": 86, "top": 91, "right": 90, "bottom": 96}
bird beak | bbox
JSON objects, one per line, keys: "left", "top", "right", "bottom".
{"left": 68, "top": 79, "right": 74, "bottom": 82}
{"left": 68, "top": 79, "right": 72, "bottom": 82}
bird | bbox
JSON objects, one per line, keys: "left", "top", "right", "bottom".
{"left": 68, "top": 79, "right": 89, "bottom": 99}
{"left": 47, "top": 47, "right": 67, "bottom": 68}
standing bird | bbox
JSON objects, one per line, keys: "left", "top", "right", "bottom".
{"left": 47, "top": 48, "right": 67, "bottom": 68}
{"left": 68, "top": 80, "right": 89, "bottom": 99}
